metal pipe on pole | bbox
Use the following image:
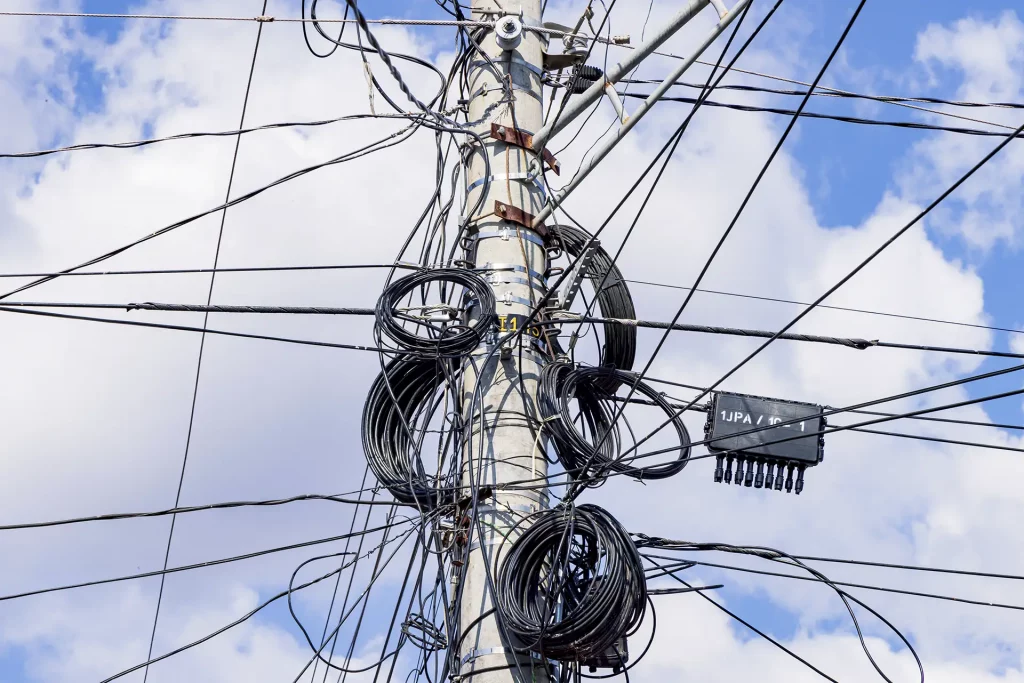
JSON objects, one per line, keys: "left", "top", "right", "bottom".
{"left": 531, "top": 0, "right": 710, "bottom": 150}
{"left": 532, "top": 0, "right": 751, "bottom": 225}
{"left": 456, "top": 2, "right": 550, "bottom": 682}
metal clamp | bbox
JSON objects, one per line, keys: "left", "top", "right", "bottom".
{"left": 479, "top": 262, "right": 548, "bottom": 282}
{"left": 472, "top": 229, "right": 546, "bottom": 249}
{"left": 461, "top": 647, "right": 544, "bottom": 668}
{"left": 486, "top": 273, "right": 548, "bottom": 295}
{"left": 466, "top": 172, "right": 547, "bottom": 198}
{"left": 499, "top": 292, "right": 536, "bottom": 308}
{"left": 469, "top": 53, "right": 544, "bottom": 79}
{"left": 470, "top": 347, "right": 547, "bottom": 366}
{"left": 478, "top": 502, "right": 541, "bottom": 514}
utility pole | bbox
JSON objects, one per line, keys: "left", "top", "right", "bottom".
{"left": 457, "top": 1, "right": 550, "bottom": 681}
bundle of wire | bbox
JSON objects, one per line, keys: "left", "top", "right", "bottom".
{"left": 549, "top": 224, "right": 636, "bottom": 385}
{"left": 375, "top": 269, "right": 497, "bottom": 357}
{"left": 496, "top": 504, "right": 647, "bottom": 663}
{"left": 361, "top": 357, "right": 458, "bottom": 510}
{"left": 539, "top": 361, "right": 691, "bottom": 483}
{"left": 633, "top": 535, "right": 925, "bottom": 683}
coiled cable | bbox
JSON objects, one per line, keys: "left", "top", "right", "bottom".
{"left": 496, "top": 504, "right": 647, "bottom": 663}
{"left": 549, "top": 224, "right": 636, "bottom": 385}
{"left": 539, "top": 361, "right": 691, "bottom": 483}
{"left": 361, "top": 357, "right": 458, "bottom": 509}
{"left": 375, "top": 268, "right": 496, "bottom": 357}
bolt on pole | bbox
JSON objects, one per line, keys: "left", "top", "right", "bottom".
{"left": 456, "top": 1, "right": 551, "bottom": 681}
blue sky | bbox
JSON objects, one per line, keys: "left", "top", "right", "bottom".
{"left": 3, "top": 1, "right": 1024, "bottom": 681}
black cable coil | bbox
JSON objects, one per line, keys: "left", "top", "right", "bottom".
{"left": 496, "top": 504, "right": 647, "bottom": 663}
{"left": 539, "top": 361, "right": 691, "bottom": 482}
{"left": 375, "top": 268, "right": 497, "bottom": 357}
{"left": 361, "top": 357, "right": 457, "bottom": 510}
{"left": 549, "top": 224, "right": 636, "bottom": 387}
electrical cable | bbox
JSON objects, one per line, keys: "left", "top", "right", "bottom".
{"left": 624, "top": 384, "right": 1024, "bottom": 472}
{"left": 556, "top": 313, "right": 1024, "bottom": 360}
{"left": 624, "top": 92, "right": 1024, "bottom": 140}
{"left": 645, "top": 554, "right": 1024, "bottom": 612}
{"left": 635, "top": 537, "right": 924, "bottom": 683}
{"left": 641, "top": 375, "right": 1024, "bottom": 432}
{"left": 0, "top": 119, "right": 422, "bottom": 301}
{"left": 375, "top": 268, "right": 496, "bottom": 357}
{"left": 830, "top": 424, "right": 1024, "bottom": 455}
{"left": 642, "top": 556, "right": 838, "bottom": 682}
{"left": 0, "top": 263, "right": 423, "bottom": 279}
{"left": 538, "top": 361, "right": 690, "bottom": 483}
{"left": 624, "top": 76, "right": 1024, "bottom": 112}
{"left": 539, "top": 0, "right": 768, "bottom": 504}
{"left": 98, "top": 519, "right": 415, "bottom": 683}
{"left": 0, "top": 517, "right": 417, "bottom": 603}
{"left": 791, "top": 553, "right": 1024, "bottom": 583}
{"left": 307, "top": 467, "right": 373, "bottom": 683}
{"left": 140, "top": 8, "right": 267, "bottom": 679}
{"left": 0, "top": 304, "right": 415, "bottom": 355}
{"left": 0, "top": 489, "right": 395, "bottom": 531}
{"left": 620, "top": 103, "right": 1024, "bottom": 460}
{"left": 625, "top": 277, "right": 1024, "bottom": 338}
{"left": 495, "top": 504, "right": 647, "bottom": 663}
{"left": 579, "top": 1, "right": 867, "bottom": 502}
{"left": 0, "top": 112, "right": 420, "bottom": 159}
{"left": 548, "top": 223, "right": 636, "bottom": 382}
{"left": 491, "top": 364, "right": 1024, "bottom": 496}
{"left": 362, "top": 357, "right": 460, "bottom": 509}
{"left": 12, "top": 299, "right": 1024, "bottom": 363}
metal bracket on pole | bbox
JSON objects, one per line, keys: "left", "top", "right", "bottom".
{"left": 561, "top": 238, "right": 599, "bottom": 310}
{"left": 495, "top": 200, "right": 548, "bottom": 238}
{"left": 490, "top": 123, "right": 560, "bottom": 175}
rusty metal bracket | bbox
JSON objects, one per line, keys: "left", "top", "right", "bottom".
{"left": 494, "top": 200, "right": 548, "bottom": 239}
{"left": 542, "top": 51, "right": 583, "bottom": 72}
{"left": 490, "top": 123, "right": 560, "bottom": 175}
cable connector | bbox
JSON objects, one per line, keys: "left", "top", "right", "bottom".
{"left": 254, "top": 15, "right": 274, "bottom": 22}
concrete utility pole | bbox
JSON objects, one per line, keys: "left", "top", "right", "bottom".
{"left": 457, "top": 1, "right": 550, "bottom": 681}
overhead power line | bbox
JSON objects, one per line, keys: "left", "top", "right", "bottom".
{"left": 640, "top": 376, "right": 1024, "bottom": 432}
{"left": 622, "top": 77, "right": 1021, "bottom": 133}
{"left": 0, "top": 305, "right": 409, "bottom": 355}
{"left": 656, "top": 555, "right": 1024, "bottom": 612}
{"left": 627, "top": 92, "right": 1024, "bottom": 140}
{"left": 0, "top": 120, "right": 420, "bottom": 301}
{"left": 0, "top": 113, "right": 420, "bottom": 159}
{"left": 0, "top": 517, "right": 415, "bottom": 603}
{"left": 625, "top": 77, "right": 1024, "bottom": 113}
{"left": 642, "top": 556, "right": 838, "bottom": 682}
{"left": 626, "top": 278, "right": 1024, "bottom": 337}
{"left": 6, "top": 301, "right": 1021, "bottom": 361}
{"left": 0, "top": 490, "right": 393, "bottom": 532}
{"left": 833, "top": 424, "right": 1024, "bottom": 454}
{"left": 0, "top": 10, "right": 489, "bottom": 26}
{"left": 564, "top": 313, "right": 1024, "bottom": 360}
{"left": 591, "top": 31, "right": 1024, "bottom": 133}
{"left": 618, "top": 105, "right": 1024, "bottom": 466}
{"left": 792, "top": 553, "right": 1024, "bottom": 582}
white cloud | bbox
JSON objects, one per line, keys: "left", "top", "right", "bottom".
{"left": 901, "top": 10, "right": 1024, "bottom": 250}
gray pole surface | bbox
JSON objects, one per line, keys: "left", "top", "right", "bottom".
{"left": 457, "top": 1, "right": 551, "bottom": 681}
